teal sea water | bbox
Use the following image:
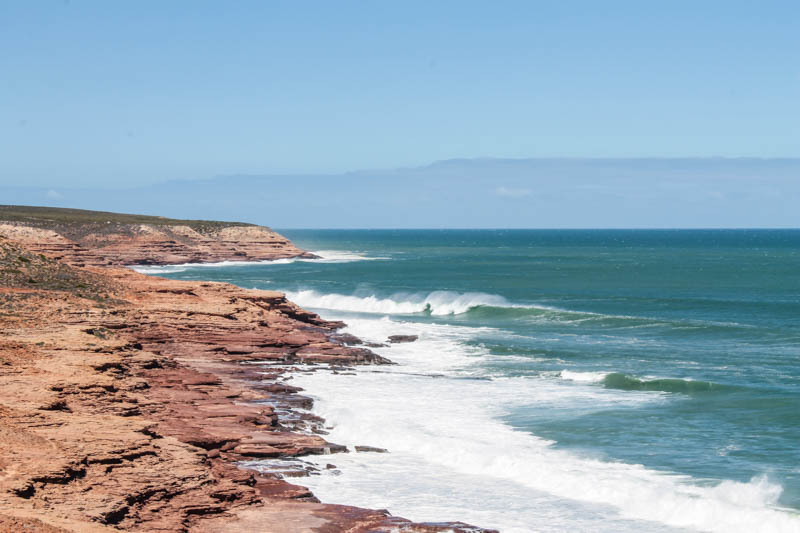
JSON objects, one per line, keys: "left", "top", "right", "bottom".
{"left": 141, "top": 230, "right": 800, "bottom": 533}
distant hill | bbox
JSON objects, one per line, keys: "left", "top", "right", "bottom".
{"left": 1, "top": 158, "right": 799, "bottom": 228}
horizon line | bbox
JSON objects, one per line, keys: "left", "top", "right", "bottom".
{"left": 275, "top": 227, "right": 800, "bottom": 231}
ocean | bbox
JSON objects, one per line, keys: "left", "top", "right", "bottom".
{"left": 136, "top": 229, "right": 800, "bottom": 533}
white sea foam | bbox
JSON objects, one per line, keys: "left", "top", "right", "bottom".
{"left": 285, "top": 289, "right": 519, "bottom": 316}
{"left": 130, "top": 249, "right": 384, "bottom": 274}
{"left": 284, "top": 289, "right": 665, "bottom": 326}
{"left": 560, "top": 369, "right": 610, "bottom": 383}
{"left": 278, "top": 314, "right": 800, "bottom": 533}
{"left": 312, "top": 250, "right": 390, "bottom": 263}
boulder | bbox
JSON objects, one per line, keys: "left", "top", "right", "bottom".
{"left": 387, "top": 335, "right": 418, "bottom": 344}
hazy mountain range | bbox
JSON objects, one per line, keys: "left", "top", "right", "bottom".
{"left": 2, "top": 158, "right": 798, "bottom": 228}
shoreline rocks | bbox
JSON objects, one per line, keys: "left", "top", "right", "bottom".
{"left": 0, "top": 232, "right": 496, "bottom": 533}
{"left": 388, "top": 334, "right": 419, "bottom": 343}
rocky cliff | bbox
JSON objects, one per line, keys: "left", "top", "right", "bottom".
{"left": 0, "top": 226, "right": 495, "bottom": 532}
{"left": 0, "top": 206, "right": 314, "bottom": 267}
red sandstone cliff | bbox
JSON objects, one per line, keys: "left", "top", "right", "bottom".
{"left": 0, "top": 223, "right": 496, "bottom": 533}
{"left": 0, "top": 205, "right": 314, "bottom": 267}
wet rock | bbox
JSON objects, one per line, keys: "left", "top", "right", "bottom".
{"left": 354, "top": 446, "right": 389, "bottom": 453}
{"left": 388, "top": 335, "right": 419, "bottom": 343}
{"left": 330, "top": 333, "right": 363, "bottom": 345}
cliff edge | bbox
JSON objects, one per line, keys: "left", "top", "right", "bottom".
{"left": 0, "top": 233, "right": 494, "bottom": 532}
{"left": 0, "top": 205, "right": 314, "bottom": 267}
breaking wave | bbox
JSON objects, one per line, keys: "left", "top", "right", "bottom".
{"left": 284, "top": 289, "right": 518, "bottom": 316}
{"left": 284, "top": 290, "right": 759, "bottom": 336}
{"left": 558, "top": 370, "right": 735, "bottom": 395}
{"left": 286, "top": 315, "right": 800, "bottom": 533}
{"left": 131, "top": 250, "right": 385, "bottom": 274}
{"left": 601, "top": 373, "right": 734, "bottom": 394}
{"left": 559, "top": 369, "right": 610, "bottom": 383}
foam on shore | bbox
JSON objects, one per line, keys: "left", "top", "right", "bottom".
{"left": 131, "top": 250, "right": 384, "bottom": 274}
{"left": 283, "top": 314, "right": 800, "bottom": 533}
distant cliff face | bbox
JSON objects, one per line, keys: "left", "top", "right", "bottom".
{"left": 0, "top": 206, "right": 313, "bottom": 267}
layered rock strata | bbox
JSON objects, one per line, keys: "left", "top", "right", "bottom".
{"left": 0, "top": 206, "right": 314, "bottom": 267}
{"left": 0, "top": 236, "right": 495, "bottom": 533}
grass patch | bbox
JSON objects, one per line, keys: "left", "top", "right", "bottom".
{"left": 0, "top": 205, "right": 253, "bottom": 232}
{"left": 0, "top": 238, "right": 122, "bottom": 302}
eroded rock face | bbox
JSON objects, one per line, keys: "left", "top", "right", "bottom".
{"left": 0, "top": 221, "right": 314, "bottom": 267}
{"left": 0, "top": 242, "right": 496, "bottom": 533}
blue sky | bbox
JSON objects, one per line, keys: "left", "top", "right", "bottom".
{"left": 4, "top": 158, "right": 799, "bottom": 228}
{"left": 1, "top": 1, "right": 799, "bottom": 189}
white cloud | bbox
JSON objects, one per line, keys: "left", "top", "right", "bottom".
{"left": 495, "top": 186, "right": 531, "bottom": 198}
{"left": 46, "top": 189, "right": 63, "bottom": 199}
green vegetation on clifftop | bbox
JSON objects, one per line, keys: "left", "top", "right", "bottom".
{"left": 0, "top": 237, "right": 119, "bottom": 302}
{"left": 0, "top": 205, "right": 255, "bottom": 233}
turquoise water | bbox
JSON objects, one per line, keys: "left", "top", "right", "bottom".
{"left": 147, "top": 230, "right": 800, "bottom": 532}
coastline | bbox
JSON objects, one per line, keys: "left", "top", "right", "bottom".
{"left": 0, "top": 216, "right": 495, "bottom": 533}
{"left": 119, "top": 231, "right": 800, "bottom": 533}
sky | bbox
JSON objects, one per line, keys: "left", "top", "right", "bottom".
{"left": 3, "top": 158, "right": 799, "bottom": 228}
{"left": 1, "top": 0, "right": 799, "bottom": 190}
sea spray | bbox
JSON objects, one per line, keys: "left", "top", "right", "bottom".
{"left": 289, "top": 315, "right": 800, "bottom": 533}
{"left": 286, "top": 289, "right": 521, "bottom": 315}
{"left": 156, "top": 229, "right": 800, "bottom": 531}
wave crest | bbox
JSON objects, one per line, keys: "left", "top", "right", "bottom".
{"left": 602, "top": 372, "right": 731, "bottom": 393}
{"left": 131, "top": 249, "right": 384, "bottom": 274}
{"left": 285, "top": 289, "right": 514, "bottom": 316}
